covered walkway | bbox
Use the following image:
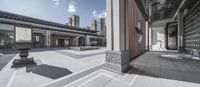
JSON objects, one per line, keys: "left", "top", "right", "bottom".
{"left": 131, "top": 51, "right": 200, "bottom": 84}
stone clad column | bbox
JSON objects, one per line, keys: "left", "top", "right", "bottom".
{"left": 86, "top": 35, "right": 91, "bottom": 46}
{"left": 45, "top": 31, "right": 51, "bottom": 47}
{"left": 106, "top": 0, "right": 130, "bottom": 73}
{"left": 74, "top": 36, "right": 79, "bottom": 46}
{"left": 177, "top": 10, "right": 184, "bottom": 52}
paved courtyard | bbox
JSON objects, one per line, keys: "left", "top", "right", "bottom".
{"left": 0, "top": 49, "right": 18, "bottom": 70}
{"left": 0, "top": 48, "right": 106, "bottom": 87}
{"left": 0, "top": 48, "right": 200, "bottom": 87}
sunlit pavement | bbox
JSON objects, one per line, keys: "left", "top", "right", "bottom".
{"left": 0, "top": 48, "right": 106, "bottom": 87}
{"left": 0, "top": 49, "right": 200, "bottom": 87}
{"left": 43, "top": 51, "right": 200, "bottom": 87}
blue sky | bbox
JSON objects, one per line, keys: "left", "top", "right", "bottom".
{"left": 0, "top": 0, "right": 106, "bottom": 27}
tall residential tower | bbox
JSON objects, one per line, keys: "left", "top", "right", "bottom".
{"left": 97, "top": 18, "right": 106, "bottom": 32}
{"left": 91, "top": 19, "right": 97, "bottom": 31}
{"left": 68, "top": 15, "right": 80, "bottom": 27}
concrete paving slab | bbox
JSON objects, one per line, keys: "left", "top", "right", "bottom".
{"left": 0, "top": 54, "right": 17, "bottom": 70}
{"left": 132, "top": 75, "right": 161, "bottom": 87}
{"left": 0, "top": 48, "right": 106, "bottom": 87}
{"left": 78, "top": 75, "right": 112, "bottom": 87}
{"left": 160, "top": 78, "right": 200, "bottom": 87}
{"left": 131, "top": 51, "right": 200, "bottom": 85}
{"left": 1, "top": 50, "right": 200, "bottom": 87}
{"left": 103, "top": 78, "right": 130, "bottom": 87}
{"left": 59, "top": 48, "right": 105, "bottom": 55}
{"left": 160, "top": 69, "right": 184, "bottom": 81}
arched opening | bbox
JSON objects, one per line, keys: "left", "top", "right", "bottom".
{"left": 78, "top": 37, "right": 85, "bottom": 46}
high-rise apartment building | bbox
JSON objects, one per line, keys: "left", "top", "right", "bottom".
{"left": 72, "top": 15, "right": 80, "bottom": 27}
{"left": 97, "top": 18, "right": 106, "bottom": 32}
{"left": 91, "top": 19, "right": 97, "bottom": 31}
{"left": 68, "top": 15, "right": 80, "bottom": 27}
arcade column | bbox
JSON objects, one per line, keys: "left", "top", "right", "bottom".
{"left": 75, "top": 36, "right": 79, "bottom": 46}
{"left": 106, "top": 0, "right": 130, "bottom": 73}
{"left": 86, "top": 35, "right": 91, "bottom": 46}
{"left": 177, "top": 10, "right": 184, "bottom": 52}
{"left": 45, "top": 31, "right": 51, "bottom": 47}
{"left": 71, "top": 36, "right": 79, "bottom": 46}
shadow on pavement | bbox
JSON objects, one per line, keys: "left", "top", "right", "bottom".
{"left": 2, "top": 48, "right": 18, "bottom": 55}
{"left": 26, "top": 64, "right": 72, "bottom": 79}
{"left": 0, "top": 49, "right": 18, "bottom": 70}
{"left": 0, "top": 48, "right": 69, "bottom": 71}
{"left": 130, "top": 51, "right": 200, "bottom": 84}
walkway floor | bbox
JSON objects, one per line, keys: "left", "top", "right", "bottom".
{"left": 0, "top": 49, "right": 18, "bottom": 70}
{"left": 131, "top": 51, "right": 200, "bottom": 86}
{"left": 0, "top": 49, "right": 200, "bottom": 87}
{"left": 43, "top": 51, "right": 200, "bottom": 87}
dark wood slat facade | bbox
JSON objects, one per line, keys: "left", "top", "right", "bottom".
{"left": 128, "top": 0, "right": 146, "bottom": 59}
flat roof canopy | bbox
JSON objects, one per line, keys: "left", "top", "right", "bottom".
{"left": 0, "top": 10, "right": 98, "bottom": 36}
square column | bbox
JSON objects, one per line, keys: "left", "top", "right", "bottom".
{"left": 177, "top": 10, "right": 184, "bottom": 52}
{"left": 106, "top": 0, "right": 130, "bottom": 73}
{"left": 86, "top": 35, "right": 91, "bottom": 46}
{"left": 45, "top": 31, "right": 51, "bottom": 47}
{"left": 72, "top": 36, "right": 79, "bottom": 46}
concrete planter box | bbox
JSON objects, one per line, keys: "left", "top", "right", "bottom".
{"left": 70, "top": 46, "right": 99, "bottom": 51}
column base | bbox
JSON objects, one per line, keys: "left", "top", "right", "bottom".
{"left": 178, "top": 46, "right": 184, "bottom": 53}
{"left": 105, "top": 50, "right": 130, "bottom": 73}
{"left": 12, "top": 57, "right": 34, "bottom": 65}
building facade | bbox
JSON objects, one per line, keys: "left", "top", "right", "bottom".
{"left": 68, "top": 15, "right": 80, "bottom": 27}
{"left": 91, "top": 19, "right": 97, "bottom": 31}
{"left": 72, "top": 15, "right": 80, "bottom": 27}
{"left": 0, "top": 11, "right": 105, "bottom": 48}
{"left": 97, "top": 18, "right": 106, "bottom": 32}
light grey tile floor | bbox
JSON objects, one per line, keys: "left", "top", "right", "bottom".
{"left": 131, "top": 51, "right": 200, "bottom": 84}
{"left": 0, "top": 48, "right": 106, "bottom": 87}
{"left": 45, "top": 51, "right": 200, "bottom": 87}
{"left": 1, "top": 50, "right": 200, "bottom": 87}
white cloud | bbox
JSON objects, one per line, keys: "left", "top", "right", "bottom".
{"left": 68, "top": 1, "right": 76, "bottom": 13}
{"left": 52, "top": 0, "right": 59, "bottom": 5}
{"left": 93, "top": 9, "right": 107, "bottom": 18}
{"left": 93, "top": 10, "right": 97, "bottom": 16}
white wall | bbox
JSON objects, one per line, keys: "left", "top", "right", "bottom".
{"left": 151, "top": 26, "right": 166, "bottom": 51}
{"left": 150, "top": 19, "right": 174, "bottom": 51}
{"left": 0, "top": 24, "right": 14, "bottom": 31}
{"left": 86, "top": 35, "right": 91, "bottom": 46}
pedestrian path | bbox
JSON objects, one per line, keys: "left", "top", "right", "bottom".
{"left": 0, "top": 49, "right": 106, "bottom": 87}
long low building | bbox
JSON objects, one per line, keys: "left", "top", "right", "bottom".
{"left": 0, "top": 10, "right": 106, "bottom": 48}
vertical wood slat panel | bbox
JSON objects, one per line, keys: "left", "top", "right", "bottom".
{"left": 128, "top": 0, "right": 146, "bottom": 59}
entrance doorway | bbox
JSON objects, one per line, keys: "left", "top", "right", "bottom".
{"left": 58, "top": 39, "right": 65, "bottom": 47}
{"left": 165, "top": 22, "right": 178, "bottom": 50}
{"left": 78, "top": 37, "right": 85, "bottom": 46}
